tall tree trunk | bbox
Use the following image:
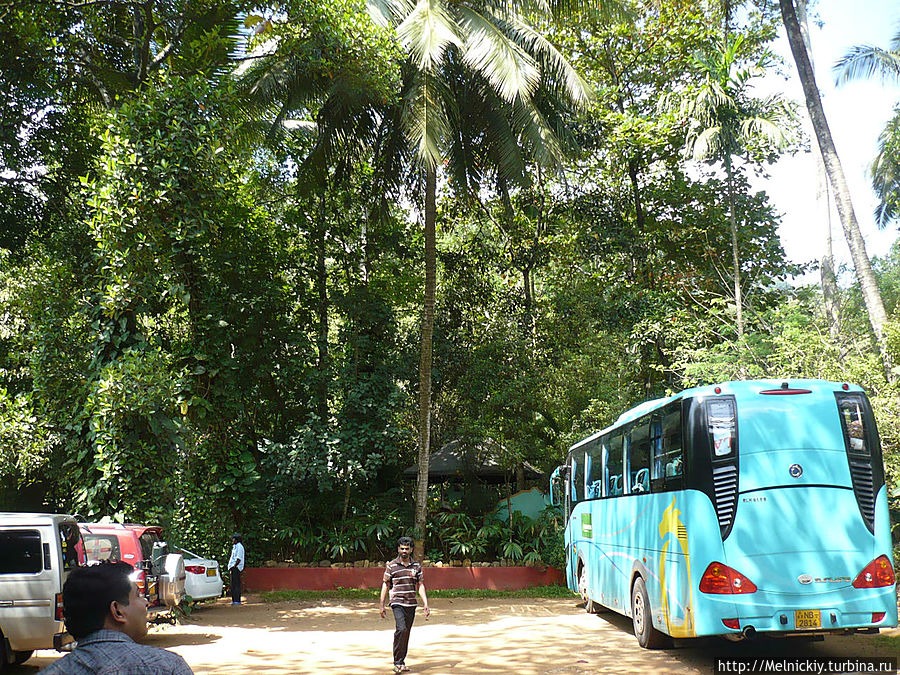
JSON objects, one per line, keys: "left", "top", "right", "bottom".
{"left": 819, "top": 162, "right": 841, "bottom": 337}
{"left": 724, "top": 155, "right": 745, "bottom": 375}
{"left": 780, "top": 0, "right": 893, "bottom": 380}
{"left": 796, "top": 0, "right": 840, "bottom": 336}
{"left": 627, "top": 157, "right": 645, "bottom": 231}
{"left": 522, "top": 265, "right": 534, "bottom": 346}
{"left": 315, "top": 195, "right": 329, "bottom": 422}
{"left": 413, "top": 167, "right": 437, "bottom": 561}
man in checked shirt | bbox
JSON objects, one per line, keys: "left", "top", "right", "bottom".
{"left": 379, "top": 536, "right": 431, "bottom": 673}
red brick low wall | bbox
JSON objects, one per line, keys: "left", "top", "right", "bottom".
{"left": 243, "top": 566, "right": 565, "bottom": 592}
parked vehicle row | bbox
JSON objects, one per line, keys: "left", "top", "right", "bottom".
{"left": 79, "top": 522, "right": 188, "bottom": 614}
{"left": 0, "top": 512, "right": 224, "bottom": 669}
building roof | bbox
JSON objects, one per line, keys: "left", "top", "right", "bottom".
{"left": 403, "top": 439, "right": 543, "bottom": 483}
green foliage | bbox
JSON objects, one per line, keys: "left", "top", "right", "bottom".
{"left": 0, "top": 389, "right": 49, "bottom": 480}
{"left": 427, "top": 506, "right": 563, "bottom": 566}
{"left": 871, "top": 108, "right": 900, "bottom": 227}
{"left": 1, "top": 0, "right": 896, "bottom": 581}
{"left": 74, "top": 347, "right": 185, "bottom": 522}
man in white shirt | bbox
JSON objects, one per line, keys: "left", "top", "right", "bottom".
{"left": 227, "top": 533, "right": 245, "bottom": 605}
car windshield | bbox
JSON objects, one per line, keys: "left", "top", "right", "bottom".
{"left": 139, "top": 531, "right": 161, "bottom": 560}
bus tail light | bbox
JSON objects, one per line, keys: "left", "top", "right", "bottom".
{"left": 55, "top": 593, "right": 64, "bottom": 621}
{"left": 872, "top": 612, "right": 886, "bottom": 623}
{"left": 852, "top": 555, "right": 895, "bottom": 588}
{"left": 699, "top": 562, "right": 758, "bottom": 594}
{"left": 185, "top": 565, "right": 206, "bottom": 575}
{"left": 722, "top": 618, "right": 740, "bottom": 629}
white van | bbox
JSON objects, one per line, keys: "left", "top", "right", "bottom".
{"left": 0, "top": 513, "right": 82, "bottom": 667}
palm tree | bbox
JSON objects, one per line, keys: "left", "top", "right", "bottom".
{"left": 242, "top": 0, "right": 590, "bottom": 558}
{"left": 664, "top": 34, "right": 793, "bottom": 369}
{"left": 869, "top": 114, "right": 900, "bottom": 227}
{"left": 833, "top": 24, "right": 900, "bottom": 227}
{"left": 779, "top": 0, "right": 893, "bottom": 380}
{"left": 795, "top": 0, "right": 840, "bottom": 336}
{"left": 368, "top": 0, "right": 591, "bottom": 558}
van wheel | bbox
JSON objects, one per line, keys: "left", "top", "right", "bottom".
{"left": 578, "top": 564, "right": 598, "bottom": 614}
{"left": 631, "top": 577, "right": 670, "bottom": 649}
{"left": 12, "top": 650, "right": 33, "bottom": 665}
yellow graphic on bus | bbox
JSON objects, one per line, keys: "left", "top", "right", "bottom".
{"left": 659, "top": 497, "right": 695, "bottom": 637}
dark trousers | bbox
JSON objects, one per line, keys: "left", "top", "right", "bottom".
{"left": 230, "top": 567, "right": 242, "bottom": 603}
{"left": 391, "top": 605, "right": 416, "bottom": 665}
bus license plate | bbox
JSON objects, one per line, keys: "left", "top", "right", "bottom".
{"left": 206, "top": 568, "right": 217, "bottom": 577}
{"left": 795, "top": 610, "right": 821, "bottom": 629}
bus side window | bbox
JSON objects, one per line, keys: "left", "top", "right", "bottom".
{"left": 584, "top": 441, "right": 604, "bottom": 499}
{"left": 657, "top": 407, "right": 683, "bottom": 490}
{"left": 601, "top": 439, "right": 609, "bottom": 497}
{"left": 608, "top": 433, "right": 624, "bottom": 496}
{"left": 572, "top": 456, "right": 584, "bottom": 503}
{"left": 650, "top": 416, "right": 663, "bottom": 486}
{"left": 628, "top": 421, "right": 651, "bottom": 494}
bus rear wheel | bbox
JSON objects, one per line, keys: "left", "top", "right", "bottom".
{"left": 631, "top": 577, "right": 670, "bottom": 649}
{"left": 12, "top": 650, "right": 33, "bottom": 666}
{"left": 578, "top": 564, "right": 598, "bottom": 614}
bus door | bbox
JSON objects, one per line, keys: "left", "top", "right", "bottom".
{"left": 556, "top": 462, "right": 576, "bottom": 589}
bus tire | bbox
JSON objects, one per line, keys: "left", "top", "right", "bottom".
{"left": 578, "top": 563, "right": 598, "bottom": 614}
{"left": 12, "top": 650, "right": 33, "bottom": 666}
{"left": 631, "top": 577, "right": 669, "bottom": 649}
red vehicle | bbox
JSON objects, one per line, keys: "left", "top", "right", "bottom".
{"left": 78, "top": 523, "right": 186, "bottom": 614}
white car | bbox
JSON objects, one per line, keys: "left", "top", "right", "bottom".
{"left": 173, "top": 546, "right": 223, "bottom": 602}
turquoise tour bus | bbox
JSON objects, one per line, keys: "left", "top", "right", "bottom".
{"left": 549, "top": 379, "right": 897, "bottom": 648}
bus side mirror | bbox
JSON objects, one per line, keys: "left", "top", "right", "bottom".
{"left": 549, "top": 466, "right": 562, "bottom": 506}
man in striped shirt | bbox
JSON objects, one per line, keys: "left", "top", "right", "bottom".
{"left": 379, "top": 536, "right": 431, "bottom": 673}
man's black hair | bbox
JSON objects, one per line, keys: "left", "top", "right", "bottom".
{"left": 232, "top": 533, "right": 242, "bottom": 543}
{"left": 397, "top": 536, "right": 413, "bottom": 548}
{"left": 63, "top": 561, "right": 134, "bottom": 639}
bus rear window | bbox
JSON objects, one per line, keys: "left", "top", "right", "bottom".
{"left": 837, "top": 394, "right": 870, "bottom": 456}
{"left": 707, "top": 398, "right": 737, "bottom": 458}
{"left": 0, "top": 530, "right": 42, "bottom": 574}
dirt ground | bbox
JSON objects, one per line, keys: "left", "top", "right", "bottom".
{"left": 19, "top": 595, "right": 900, "bottom": 674}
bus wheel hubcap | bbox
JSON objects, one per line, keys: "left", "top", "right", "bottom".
{"left": 634, "top": 594, "right": 644, "bottom": 632}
